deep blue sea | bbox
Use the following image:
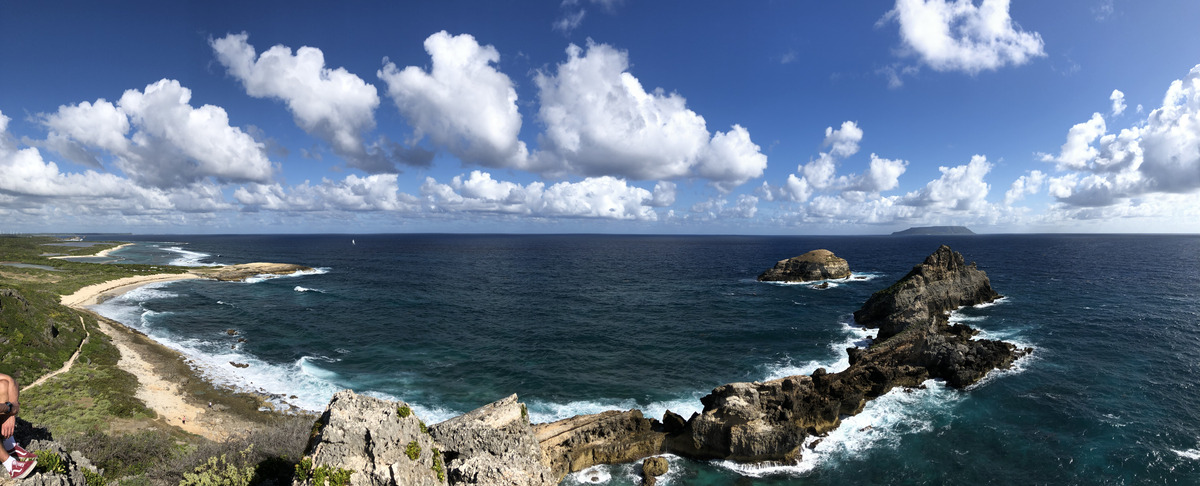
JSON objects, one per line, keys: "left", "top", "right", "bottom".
{"left": 84, "top": 234, "right": 1200, "bottom": 484}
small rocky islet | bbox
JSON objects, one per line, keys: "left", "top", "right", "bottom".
{"left": 290, "top": 245, "right": 1029, "bottom": 485}
{"left": 756, "top": 249, "right": 851, "bottom": 283}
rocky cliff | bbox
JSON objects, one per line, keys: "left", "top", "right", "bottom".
{"left": 757, "top": 249, "right": 851, "bottom": 282}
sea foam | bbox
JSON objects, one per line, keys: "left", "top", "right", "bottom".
{"left": 163, "top": 246, "right": 222, "bottom": 267}
{"left": 243, "top": 267, "right": 330, "bottom": 284}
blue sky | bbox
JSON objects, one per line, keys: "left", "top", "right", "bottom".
{"left": 2, "top": 0, "right": 1199, "bottom": 234}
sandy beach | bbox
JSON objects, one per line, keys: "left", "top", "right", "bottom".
{"left": 60, "top": 273, "right": 201, "bottom": 307}
{"left": 59, "top": 272, "right": 277, "bottom": 441}
{"left": 49, "top": 242, "right": 134, "bottom": 260}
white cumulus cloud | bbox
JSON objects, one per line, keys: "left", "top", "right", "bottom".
{"left": 378, "top": 31, "right": 529, "bottom": 170}
{"left": 1110, "top": 89, "right": 1126, "bottom": 116}
{"left": 1040, "top": 64, "right": 1200, "bottom": 211}
{"left": 533, "top": 40, "right": 767, "bottom": 190}
{"left": 420, "top": 170, "right": 660, "bottom": 220}
{"left": 209, "top": 33, "right": 417, "bottom": 173}
{"left": 901, "top": 154, "right": 993, "bottom": 210}
{"left": 41, "top": 79, "right": 275, "bottom": 188}
{"left": 882, "top": 0, "right": 1045, "bottom": 74}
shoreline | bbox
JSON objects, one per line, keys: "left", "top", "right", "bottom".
{"left": 60, "top": 272, "right": 299, "bottom": 442}
{"left": 49, "top": 242, "right": 134, "bottom": 260}
{"left": 60, "top": 272, "right": 201, "bottom": 307}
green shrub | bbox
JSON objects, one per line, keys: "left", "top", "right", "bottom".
{"left": 294, "top": 457, "right": 314, "bottom": 481}
{"left": 431, "top": 447, "right": 445, "bottom": 482}
{"left": 82, "top": 468, "right": 106, "bottom": 486}
{"left": 397, "top": 404, "right": 412, "bottom": 418}
{"left": 521, "top": 403, "right": 529, "bottom": 422}
{"left": 179, "top": 446, "right": 256, "bottom": 486}
{"left": 419, "top": 420, "right": 428, "bottom": 435}
{"left": 405, "top": 440, "right": 421, "bottom": 460}
{"left": 34, "top": 450, "right": 67, "bottom": 474}
{"left": 294, "top": 456, "right": 353, "bottom": 486}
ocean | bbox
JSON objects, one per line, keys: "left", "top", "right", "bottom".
{"left": 85, "top": 234, "right": 1200, "bottom": 484}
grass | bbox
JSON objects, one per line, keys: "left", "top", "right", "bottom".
{"left": 0, "top": 236, "right": 313, "bottom": 485}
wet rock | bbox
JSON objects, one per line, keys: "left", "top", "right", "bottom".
{"left": 670, "top": 245, "right": 1028, "bottom": 464}
{"left": 640, "top": 456, "right": 669, "bottom": 486}
{"left": 533, "top": 410, "right": 665, "bottom": 482}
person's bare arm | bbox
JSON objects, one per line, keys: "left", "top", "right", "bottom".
{"left": 0, "top": 374, "right": 15, "bottom": 438}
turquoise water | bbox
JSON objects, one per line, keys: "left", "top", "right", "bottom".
{"left": 88, "top": 234, "right": 1200, "bottom": 484}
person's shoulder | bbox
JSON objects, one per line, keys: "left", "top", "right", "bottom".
{"left": 0, "top": 373, "right": 11, "bottom": 382}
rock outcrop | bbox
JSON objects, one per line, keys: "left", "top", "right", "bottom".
{"left": 303, "top": 392, "right": 556, "bottom": 486}
{"left": 11, "top": 439, "right": 101, "bottom": 486}
{"left": 640, "top": 456, "right": 669, "bottom": 486}
{"left": 305, "top": 246, "right": 1028, "bottom": 480}
{"left": 532, "top": 410, "right": 664, "bottom": 481}
{"left": 667, "top": 245, "right": 1029, "bottom": 462}
{"left": 757, "top": 249, "right": 851, "bottom": 282}
{"left": 853, "top": 245, "right": 1000, "bottom": 340}
{"left": 300, "top": 391, "right": 446, "bottom": 486}
{"left": 190, "top": 263, "right": 313, "bottom": 282}
{"left": 428, "top": 395, "right": 554, "bottom": 486}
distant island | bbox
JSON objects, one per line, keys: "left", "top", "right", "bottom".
{"left": 891, "top": 225, "right": 975, "bottom": 236}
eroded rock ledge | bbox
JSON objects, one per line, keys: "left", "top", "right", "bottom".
{"left": 303, "top": 245, "right": 1029, "bottom": 485}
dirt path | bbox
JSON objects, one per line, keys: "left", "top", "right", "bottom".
{"left": 21, "top": 316, "right": 90, "bottom": 393}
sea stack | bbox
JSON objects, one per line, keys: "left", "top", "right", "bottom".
{"left": 757, "top": 249, "right": 851, "bottom": 282}
{"left": 667, "top": 245, "right": 1028, "bottom": 462}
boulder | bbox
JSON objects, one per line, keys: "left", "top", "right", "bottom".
{"left": 300, "top": 390, "right": 446, "bottom": 486}
{"left": 429, "top": 394, "right": 555, "bottom": 486}
{"left": 640, "top": 456, "right": 669, "bottom": 486}
{"left": 757, "top": 249, "right": 851, "bottom": 283}
{"left": 533, "top": 410, "right": 665, "bottom": 482}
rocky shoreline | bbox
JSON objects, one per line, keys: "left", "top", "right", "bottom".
{"left": 293, "top": 245, "right": 1030, "bottom": 485}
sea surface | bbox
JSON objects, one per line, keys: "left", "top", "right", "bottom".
{"left": 84, "top": 234, "right": 1200, "bottom": 484}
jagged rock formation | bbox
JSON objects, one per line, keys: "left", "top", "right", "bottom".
{"left": 757, "top": 249, "right": 851, "bottom": 282}
{"left": 853, "top": 245, "right": 1000, "bottom": 341}
{"left": 306, "top": 246, "right": 1028, "bottom": 481}
{"left": 300, "top": 391, "right": 446, "bottom": 486}
{"left": 532, "top": 410, "right": 664, "bottom": 481}
{"left": 428, "top": 395, "right": 554, "bottom": 486}
{"left": 666, "top": 245, "right": 1029, "bottom": 462}
{"left": 303, "top": 392, "right": 555, "bottom": 486}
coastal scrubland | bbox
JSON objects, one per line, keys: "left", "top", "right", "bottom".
{"left": 0, "top": 236, "right": 313, "bottom": 485}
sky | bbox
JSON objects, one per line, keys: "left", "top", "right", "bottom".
{"left": 2, "top": 0, "right": 1200, "bottom": 235}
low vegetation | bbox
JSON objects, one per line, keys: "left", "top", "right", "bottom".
{"left": 0, "top": 236, "right": 315, "bottom": 484}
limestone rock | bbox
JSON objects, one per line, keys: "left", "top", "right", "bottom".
{"left": 533, "top": 410, "right": 665, "bottom": 482}
{"left": 429, "top": 394, "right": 554, "bottom": 486}
{"left": 12, "top": 439, "right": 100, "bottom": 486}
{"left": 757, "top": 249, "right": 851, "bottom": 283}
{"left": 640, "top": 456, "right": 669, "bottom": 486}
{"left": 301, "top": 390, "right": 446, "bottom": 486}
